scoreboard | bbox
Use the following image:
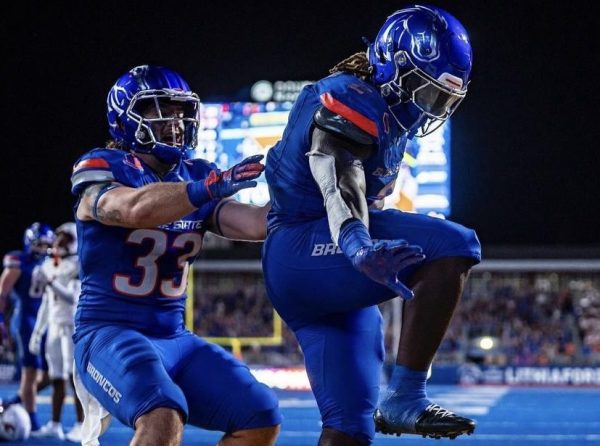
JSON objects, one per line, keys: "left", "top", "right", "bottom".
{"left": 193, "top": 100, "right": 452, "bottom": 216}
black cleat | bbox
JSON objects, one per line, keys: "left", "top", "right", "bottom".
{"left": 375, "top": 403, "right": 476, "bottom": 440}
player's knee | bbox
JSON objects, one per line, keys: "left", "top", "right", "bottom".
{"left": 233, "top": 381, "right": 282, "bottom": 430}
{"left": 135, "top": 407, "right": 184, "bottom": 443}
{"left": 463, "top": 226, "right": 481, "bottom": 259}
{"left": 438, "top": 220, "right": 481, "bottom": 262}
{"left": 224, "top": 425, "right": 280, "bottom": 446}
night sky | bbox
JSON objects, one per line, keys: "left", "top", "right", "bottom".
{"left": 3, "top": 1, "right": 599, "bottom": 257}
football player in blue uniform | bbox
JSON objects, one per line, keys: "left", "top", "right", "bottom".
{"left": 263, "top": 5, "right": 481, "bottom": 445}
{"left": 71, "top": 65, "right": 281, "bottom": 446}
{"left": 0, "top": 222, "right": 55, "bottom": 432}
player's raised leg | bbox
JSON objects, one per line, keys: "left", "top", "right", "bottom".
{"left": 370, "top": 212, "right": 481, "bottom": 439}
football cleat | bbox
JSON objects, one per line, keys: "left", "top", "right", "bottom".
{"left": 65, "top": 422, "right": 83, "bottom": 443}
{"left": 375, "top": 403, "right": 475, "bottom": 440}
{"left": 30, "top": 421, "right": 65, "bottom": 440}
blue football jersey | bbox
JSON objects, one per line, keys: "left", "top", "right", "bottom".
{"left": 2, "top": 251, "right": 45, "bottom": 318}
{"left": 266, "top": 72, "right": 407, "bottom": 230}
{"left": 70, "top": 148, "right": 219, "bottom": 337}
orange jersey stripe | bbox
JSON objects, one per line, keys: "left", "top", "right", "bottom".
{"left": 73, "top": 158, "right": 110, "bottom": 172}
{"left": 320, "top": 93, "right": 378, "bottom": 137}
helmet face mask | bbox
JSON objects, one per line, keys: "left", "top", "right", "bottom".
{"left": 107, "top": 66, "right": 201, "bottom": 164}
{"left": 380, "top": 51, "right": 467, "bottom": 134}
{"left": 368, "top": 5, "right": 472, "bottom": 137}
{"left": 127, "top": 89, "right": 200, "bottom": 155}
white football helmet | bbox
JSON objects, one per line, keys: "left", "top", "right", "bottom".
{"left": 0, "top": 404, "right": 31, "bottom": 441}
{"left": 55, "top": 222, "right": 78, "bottom": 256}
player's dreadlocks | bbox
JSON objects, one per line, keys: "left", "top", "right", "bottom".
{"left": 329, "top": 52, "right": 372, "bottom": 80}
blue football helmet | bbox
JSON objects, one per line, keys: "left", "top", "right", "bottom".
{"left": 368, "top": 5, "right": 472, "bottom": 137}
{"left": 23, "top": 222, "right": 55, "bottom": 257}
{"left": 106, "top": 65, "right": 201, "bottom": 164}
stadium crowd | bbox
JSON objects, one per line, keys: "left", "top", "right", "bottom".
{"left": 193, "top": 270, "right": 600, "bottom": 368}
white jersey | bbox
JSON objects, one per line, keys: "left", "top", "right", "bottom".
{"left": 39, "top": 255, "right": 80, "bottom": 326}
{"left": 30, "top": 255, "right": 80, "bottom": 379}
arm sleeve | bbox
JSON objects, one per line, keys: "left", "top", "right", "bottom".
{"left": 307, "top": 127, "right": 370, "bottom": 244}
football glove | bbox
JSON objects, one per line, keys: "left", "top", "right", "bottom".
{"left": 338, "top": 218, "right": 425, "bottom": 299}
{"left": 28, "top": 329, "right": 43, "bottom": 356}
{"left": 187, "top": 154, "right": 265, "bottom": 206}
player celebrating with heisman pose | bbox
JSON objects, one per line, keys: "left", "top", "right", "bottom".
{"left": 70, "top": 65, "right": 281, "bottom": 446}
{"left": 263, "top": 4, "right": 481, "bottom": 445}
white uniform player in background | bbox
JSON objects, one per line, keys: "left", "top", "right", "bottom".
{"left": 28, "top": 222, "right": 84, "bottom": 442}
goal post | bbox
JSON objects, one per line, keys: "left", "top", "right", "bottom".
{"left": 185, "top": 259, "right": 283, "bottom": 358}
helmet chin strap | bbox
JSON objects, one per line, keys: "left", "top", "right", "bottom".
{"left": 130, "top": 130, "right": 184, "bottom": 166}
{"left": 154, "top": 143, "right": 184, "bottom": 165}
{"left": 388, "top": 101, "right": 426, "bottom": 137}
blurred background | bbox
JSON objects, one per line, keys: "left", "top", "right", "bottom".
{"left": 2, "top": 0, "right": 600, "bottom": 405}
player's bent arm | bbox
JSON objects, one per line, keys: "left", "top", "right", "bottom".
{"left": 77, "top": 181, "right": 197, "bottom": 228}
{"left": 49, "top": 278, "right": 79, "bottom": 305}
{"left": 307, "top": 127, "right": 372, "bottom": 244}
{"left": 31, "top": 292, "right": 49, "bottom": 338}
{"left": 0, "top": 268, "right": 20, "bottom": 313}
{"left": 206, "top": 199, "right": 271, "bottom": 241}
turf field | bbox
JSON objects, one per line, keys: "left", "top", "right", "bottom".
{"left": 2, "top": 384, "right": 598, "bottom": 445}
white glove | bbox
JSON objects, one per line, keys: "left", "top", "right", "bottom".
{"left": 28, "top": 330, "right": 43, "bottom": 356}
{"left": 31, "top": 266, "right": 50, "bottom": 289}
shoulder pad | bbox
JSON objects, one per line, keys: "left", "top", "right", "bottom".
{"left": 3, "top": 251, "right": 22, "bottom": 269}
{"left": 314, "top": 73, "right": 388, "bottom": 139}
{"left": 314, "top": 107, "right": 376, "bottom": 145}
{"left": 71, "top": 148, "right": 143, "bottom": 195}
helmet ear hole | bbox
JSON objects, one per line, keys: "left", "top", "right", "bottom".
{"left": 135, "top": 129, "right": 147, "bottom": 140}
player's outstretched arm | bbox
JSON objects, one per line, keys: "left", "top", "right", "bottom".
{"left": 77, "top": 181, "right": 197, "bottom": 228}
{"left": 76, "top": 155, "right": 265, "bottom": 228}
{"left": 308, "top": 128, "right": 424, "bottom": 299}
{"left": 207, "top": 199, "right": 271, "bottom": 241}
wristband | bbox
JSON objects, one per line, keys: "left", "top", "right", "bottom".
{"left": 186, "top": 181, "right": 212, "bottom": 208}
{"left": 338, "top": 218, "right": 373, "bottom": 258}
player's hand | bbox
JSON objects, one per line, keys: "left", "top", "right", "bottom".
{"left": 187, "top": 155, "right": 265, "bottom": 207}
{"left": 351, "top": 239, "right": 425, "bottom": 299}
{"left": 28, "top": 330, "right": 43, "bottom": 355}
{"left": 206, "top": 154, "right": 265, "bottom": 199}
{"left": 31, "top": 266, "right": 49, "bottom": 289}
